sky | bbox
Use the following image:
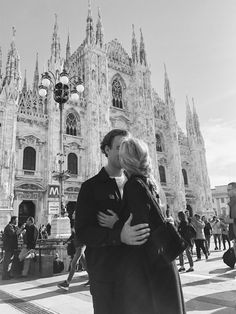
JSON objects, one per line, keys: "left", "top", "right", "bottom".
{"left": 0, "top": 0, "right": 236, "bottom": 188}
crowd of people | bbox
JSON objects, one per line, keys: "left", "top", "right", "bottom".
{"left": 1, "top": 129, "right": 236, "bottom": 314}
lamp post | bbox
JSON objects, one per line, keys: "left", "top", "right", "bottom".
{"left": 39, "top": 70, "right": 84, "bottom": 235}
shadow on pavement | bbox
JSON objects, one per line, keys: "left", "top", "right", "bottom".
{"left": 186, "top": 290, "right": 236, "bottom": 312}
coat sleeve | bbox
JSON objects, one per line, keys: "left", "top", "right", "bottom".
{"left": 123, "top": 179, "right": 151, "bottom": 226}
{"left": 74, "top": 181, "right": 122, "bottom": 247}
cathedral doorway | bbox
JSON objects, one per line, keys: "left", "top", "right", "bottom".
{"left": 66, "top": 201, "right": 77, "bottom": 227}
{"left": 186, "top": 204, "right": 193, "bottom": 217}
{"left": 18, "top": 200, "right": 35, "bottom": 226}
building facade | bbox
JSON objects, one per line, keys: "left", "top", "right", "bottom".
{"left": 0, "top": 4, "right": 213, "bottom": 230}
{"left": 211, "top": 185, "right": 230, "bottom": 217}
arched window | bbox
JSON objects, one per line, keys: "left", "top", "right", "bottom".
{"left": 159, "top": 165, "right": 166, "bottom": 183}
{"left": 66, "top": 113, "right": 79, "bottom": 136}
{"left": 68, "top": 153, "right": 78, "bottom": 175}
{"left": 112, "top": 78, "right": 123, "bottom": 109}
{"left": 156, "top": 134, "right": 163, "bottom": 152}
{"left": 23, "top": 147, "right": 36, "bottom": 170}
{"left": 182, "top": 169, "right": 188, "bottom": 186}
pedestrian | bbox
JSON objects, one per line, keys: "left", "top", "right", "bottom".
{"left": 220, "top": 218, "right": 231, "bottom": 250}
{"left": 75, "top": 129, "right": 151, "bottom": 314}
{"left": 165, "top": 208, "right": 175, "bottom": 226}
{"left": 177, "top": 211, "right": 194, "bottom": 272}
{"left": 211, "top": 216, "right": 222, "bottom": 250}
{"left": 115, "top": 137, "right": 185, "bottom": 314}
{"left": 46, "top": 223, "right": 51, "bottom": 236}
{"left": 202, "top": 215, "right": 212, "bottom": 255}
{"left": 191, "top": 214, "right": 208, "bottom": 261}
{"left": 58, "top": 227, "right": 88, "bottom": 291}
{"left": 19, "top": 217, "right": 38, "bottom": 277}
{"left": 53, "top": 252, "right": 64, "bottom": 274}
{"left": 2, "top": 216, "right": 24, "bottom": 280}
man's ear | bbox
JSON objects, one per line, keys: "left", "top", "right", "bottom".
{"left": 104, "top": 145, "right": 110, "bottom": 157}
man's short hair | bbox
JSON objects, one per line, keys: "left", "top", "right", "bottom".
{"left": 10, "top": 216, "right": 17, "bottom": 223}
{"left": 100, "top": 129, "right": 129, "bottom": 157}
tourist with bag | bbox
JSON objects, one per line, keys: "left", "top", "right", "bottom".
{"left": 116, "top": 137, "right": 186, "bottom": 314}
{"left": 19, "top": 217, "right": 38, "bottom": 277}
{"left": 178, "top": 211, "right": 194, "bottom": 272}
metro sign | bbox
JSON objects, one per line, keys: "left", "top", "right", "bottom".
{"left": 48, "top": 185, "right": 60, "bottom": 198}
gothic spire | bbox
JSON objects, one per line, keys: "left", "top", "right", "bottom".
{"left": 131, "top": 24, "right": 138, "bottom": 63}
{"left": 50, "top": 14, "right": 61, "bottom": 64}
{"left": 4, "top": 27, "right": 21, "bottom": 86}
{"left": 164, "top": 64, "right": 171, "bottom": 101}
{"left": 0, "top": 46, "right": 2, "bottom": 78}
{"left": 96, "top": 7, "right": 104, "bottom": 48}
{"left": 139, "top": 28, "right": 147, "bottom": 66}
{"left": 186, "top": 96, "right": 195, "bottom": 137}
{"left": 33, "top": 53, "right": 39, "bottom": 92}
{"left": 86, "top": 0, "right": 94, "bottom": 45}
{"left": 22, "top": 69, "right": 27, "bottom": 93}
{"left": 66, "top": 33, "right": 71, "bottom": 61}
{"left": 192, "top": 98, "right": 203, "bottom": 139}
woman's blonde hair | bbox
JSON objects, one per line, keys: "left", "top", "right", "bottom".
{"left": 119, "top": 137, "right": 152, "bottom": 177}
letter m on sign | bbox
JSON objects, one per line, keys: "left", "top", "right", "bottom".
{"left": 48, "top": 185, "right": 60, "bottom": 198}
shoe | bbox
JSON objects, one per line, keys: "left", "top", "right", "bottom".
{"left": 178, "top": 267, "right": 185, "bottom": 272}
{"left": 205, "top": 254, "right": 208, "bottom": 260}
{"left": 186, "top": 268, "right": 194, "bottom": 272}
{"left": 214, "top": 247, "right": 218, "bottom": 250}
{"left": 195, "top": 258, "right": 201, "bottom": 262}
{"left": 57, "top": 281, "right": 69, "bottom": 291}
{"left": 84, "top": 280, "right": 90, "bottom": 286}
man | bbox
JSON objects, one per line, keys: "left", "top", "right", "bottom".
{"left": 19, "top": 216, "right": 38, "bottom": 277}
{"left": 2, "top": 216, "right": 24, "bottom": 280}
{"left": 75, "top": 129, "right": 150, "bottom": 314}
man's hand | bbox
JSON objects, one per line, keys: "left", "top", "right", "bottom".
{"left": 120, "top": 214, "right": 150, "bottom": 245}
{"left": 97, "top": 210, "right": 119, "bottom": 229}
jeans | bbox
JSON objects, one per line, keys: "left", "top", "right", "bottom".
{"left": 222, "top": 234, "right": 231, "bottom": 250}
{"left": 67, "top": 245, "right": 87, "bottom": 283}
{"left": 2, "top": 250, "right": 15, "bottom": 278}
{"left": 213, "top": 234, "right": 221, "bottom": 249}
{"left": 194, "top": 239, "right": 207, "bottom": 259}
{"left": 205, "top": 235, "right": 211, "bottom": 253}
{"left": 179, "top": 246, "right": 193, "bottom": 267}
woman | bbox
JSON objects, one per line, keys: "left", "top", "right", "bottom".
{"left": 178, "top": 211, "right": 194, "bottom": 272}
{"left": 117, "top": 137, "right": 186, "bottom": 314}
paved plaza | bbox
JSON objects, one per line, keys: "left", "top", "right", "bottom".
{"left": 0, "top": 249, "right": 235, "bottom": 314}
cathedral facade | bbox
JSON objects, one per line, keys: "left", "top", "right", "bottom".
{"left": 0, "top": 4, "right": 213, "bottom": 230}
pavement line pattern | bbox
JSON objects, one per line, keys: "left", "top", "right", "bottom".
{"left": 0, "top": 289, "right": 57, "bottom": 314}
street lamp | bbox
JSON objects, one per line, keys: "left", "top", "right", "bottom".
{"left": 39, "top": 70, "right": 84, "bottom": 219}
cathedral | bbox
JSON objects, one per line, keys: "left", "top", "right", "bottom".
{"left": 0, "top": 2, "right": 213, "bottom": 230}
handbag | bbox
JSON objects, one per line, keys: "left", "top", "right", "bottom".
{"left": 136, "top": 177, "right": 187, "bottom": 264}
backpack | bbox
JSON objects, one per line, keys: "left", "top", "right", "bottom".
{"left": 186, "top": 224, "right": 196, "bottom": 239}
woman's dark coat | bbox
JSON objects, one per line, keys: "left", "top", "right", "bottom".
{"left": 117, "top": 175, "right": 186, "bottom": 314}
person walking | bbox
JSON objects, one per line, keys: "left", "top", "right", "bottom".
{"left": 177, "top": 211, "right": 194, "bottom": 272}
{"left": 115, "top": 137, "right": 186, "bottom": 314}
{"left": 58, "top": 227, "right": 88, "bottom": 291}
{"left": 191, "top": 214, "right": 208, "bottom": 261}
{"left": 220, "top": 218, "right": 231, "bottom": 250}
{"left": 211, "top": 216, "right": 222, "bottom": 250}
{"left": 202, "top": 216, "right": 212, "bottom": 255}
{"left": 2, "top": 216, "right": 24, "bottom": 280}
{"left": 19, "top": 217, "right": 38, "bottom": 277}
{"left": 75, "top": 129, "right": 151, "bottom": 314}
